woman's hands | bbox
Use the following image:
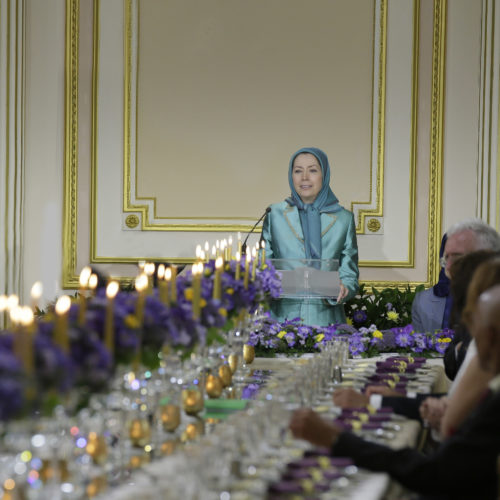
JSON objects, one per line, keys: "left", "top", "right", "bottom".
{"left": 337, "top": 281, "right": 349, "bottom": 303}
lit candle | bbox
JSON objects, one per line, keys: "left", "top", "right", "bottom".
{"left": 227, "top": 236, "right": 233, "bottom": 261}
{"left": 133, "top": 273, "right": 148, "bottom": 371}
{"left": 215, "top": 240, "right": 221, "bottom": 258}
{"left": 105, "top": 281, "right": 119, "bottom": 357}
{"left": 237, "top": 232, "right": 242, "bottom": 257}
{"left": 144, "top": 262, "right": 155, "bottom": 294}
{"left": 30, "top": 281, "right": 43, "bottom": 313}
{"left": 78, "top": 266, "right": 92, "bottom": 326}
{"left": 244, "top": 252, "right": 251, "bottom": 289}
{"left": 135, "top": 273, "right": 148, "bottom": 325}
{"left": 213, "top": 257, "right": 223, "bottom": 300}
{"left": 163, "top": 267, "right": 172, "bottom": 306}
{"left": 88, "top": 274, "right": 98, "bottom": 297}
{"left": 157, "top": 263, "right": 165, "bottom": 280}
{"left": 260, "top": 241, "right": 266, "bottom": 269}
{"left": 235, "top": 251, "right": 241, "bottom": 281}
{"left": 6, "top": 295, "right": 19, "bottom": 330}
{"left": 251, "top": 247, "right": 258, "bottom": 280}
{"left": 195, "top": 244, "right": 202, "bottom": 261}
{"left": 19, "top": 306, "right": 35, "bottom": 376}
{"left": 192, "top": 262, "right": 202, "bottom": 319}
{"left": 222, "top": 239, "right": 228, "bottom": 261}
{"left": 211, "top": 245, "right": 216, "bottom": 259}
{"left": 157, "top": 264, "right": 168, "bottom": 305}
{"left": 204, "top": 241, "right": 210, "bottom": 262}
{"left": 55, "top": 295, "right": 71, "bottom": 353}
{"left": 171, "top": 265, "right": 177, "bottom": 303}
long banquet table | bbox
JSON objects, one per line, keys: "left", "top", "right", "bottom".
{"left": 98, "top": 354, "right": 449, "bottom": 500}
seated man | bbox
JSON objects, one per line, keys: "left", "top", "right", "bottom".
{"left": 289, "top": 265, "right": 500, "bottom": 499}
{"left": 334, "top": 250, "right": 500, "bottom": 425}
{"left": 412, "top": 220, "right": 500, "bottom": 380}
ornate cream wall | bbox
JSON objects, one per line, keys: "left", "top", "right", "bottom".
{"left": 1, "top": 0, "right": 498, "bottom": 305}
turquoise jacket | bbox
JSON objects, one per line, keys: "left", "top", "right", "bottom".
{"left": 261, "top": 201, "right": 359, "bottom": 326}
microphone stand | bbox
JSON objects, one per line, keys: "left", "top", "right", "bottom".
{"left": 241, "top": 207, "right": 271, "bottom": 255}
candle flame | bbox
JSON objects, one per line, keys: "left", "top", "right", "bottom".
{"left": 20, "top": 306, "right": 34, "bottom": 327}
{"left": 252, "top": 247, "right": 257, "bottom": 258}
{"left": 157, "top": 264, "right": 165, "bottom": 279}
{"left": 165, "top": 268, "right": 172, "bottom": 280}
{"left": 215, "top": 256, "right": 223, "bottom": 269}
{"left": 9, "top": 306, "right": 22, "bottom": 324}
{"left": 211, "top": 246, "right": 216, "bottom": 256}
{"left": 106, "top": 281, "right": 119, "bottom": 299}
{"left": 6, "top": 295, "right": 19, "bottom": 310}
{"left": 88, "top": 274, "right": 98, "bottom": 290}
{"left": 228, "top": 236, "right": 233, "bottom": 245}
{"left": 31, "top": 281, "right": 43, "bottom": 300}
{"left": 135, "top": 273, "right": 148, "bottom": 292}
{"left": 204, "top": 241, "right": 209, "bottom": 252}
{"left": 79, "top": 266, "right": 92, "bottom": 287}
{"left": 235, "top": 251, "right": 241, "bottom": 262}
{"left": 144, "top": 262, "right": 155, "bottom": 276}
{"left": 246, "top": 252, "right": 252, "bottom": 262}
{"left": 261, "top": 241, "right": 266, "bottom": 249}
{"left": 138, "top": 260, "right": 146, "bottom": 270}
{"left": 55, "top": 295, "right": 71, "bottom": 315}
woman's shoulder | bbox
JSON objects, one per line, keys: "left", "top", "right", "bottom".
{"left": 329, "top": 206, "right": 355, "bottom": 222}
{"left": 268, "top": 201, "right": 292, "bottom": 214}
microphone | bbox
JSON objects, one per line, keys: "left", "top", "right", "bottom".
{"left": 242, "top": 206, "right": 271, "bottom": 255}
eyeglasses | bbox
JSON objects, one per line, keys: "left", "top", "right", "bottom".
{"left": 439, "top": 253, "right": 464, "bottom": 268}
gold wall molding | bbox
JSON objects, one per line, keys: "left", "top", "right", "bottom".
{"left": 426, "top": 0, "right": 446, "bottom": 287}
{"left": 63, "top": 0, "right": 446, "bottom": 290}
{"left": 350, "top": 0, "right": 386, "bottom": 234}
{"left": 122, "top": 0, "right": 384, "bottom": 234}
{"left": 1, "top": 0, "right": 26, "bottom": 303}
{"left": 63, "top": 0, "right": 80, "bottom": 288}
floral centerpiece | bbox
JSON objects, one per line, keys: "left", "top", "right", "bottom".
{"left": 249, "top": 314, "right": 454, "bottom": 358}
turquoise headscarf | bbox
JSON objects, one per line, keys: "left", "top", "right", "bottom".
{"left": 286, "top": 147, "right": 343, "bottom": 259}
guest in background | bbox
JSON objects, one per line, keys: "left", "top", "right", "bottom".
{"left": 261, "top": 147, "right": 358, "bottom": 326}
{"left": 411, "top": 219, "right": 500, "bottom": 379}
{"left": 290, "top": 261, "right": 500, "bottom": 499}
{"left": 440, "top": 220, "right": 500, "bottom": 379}
{"left": 411, "top": 233, "right": 449, "bottom": 333}
{"left": 333, "top": 250, "right": 500, "bottom": 423}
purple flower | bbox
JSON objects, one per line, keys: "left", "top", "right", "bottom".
{"left": 395, "top": 331, "right": 414, "bottom": 348}
{"left": 352, "top": 309, "right": 368, "bottom": 324}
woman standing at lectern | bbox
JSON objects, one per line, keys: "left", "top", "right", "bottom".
{"left": 261, "top": 147, "right": 359, "bottom": 326}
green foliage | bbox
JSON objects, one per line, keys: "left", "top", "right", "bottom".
{"left": 344, "top": 284, "right": 425, "bottom": 330}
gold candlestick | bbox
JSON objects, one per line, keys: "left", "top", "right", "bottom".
{"left": 235, "top": 252, "right": 241, "bottom": 281}
{"left": 55, "top": 295, "right": 71, "bottom": 353}
{"left": 162, "top": 267, "right": 172, "bottom": 306}
{"left": 237, "top": 232, "right": 242, "bottom": 257}
{"left": 212, "top": 257, "right": 223, "bottom": 301}
{"left": 227, "top": 236, "right": 233, "bottom": 261}
{"left": 251, "top": 247, "right": 258, "bottom": 280}
{"left": 171, "top": 265, "right": 177, "bottom": 303}
{"left": 244, "top": 252, "right": 251, "bottom": 289}
{"left": 105, "top": 281, "right": 119, "bottom": 358}
{"left": 192, "top": 263, "right": 202, "bottom": 319}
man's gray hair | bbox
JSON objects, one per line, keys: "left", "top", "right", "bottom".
{"left": 447, "top": 218, "right": 500, "bottom": 251}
